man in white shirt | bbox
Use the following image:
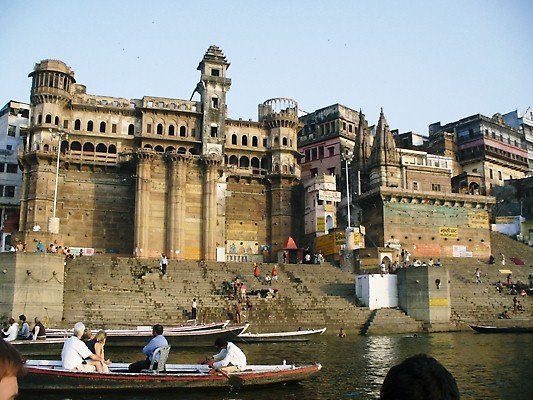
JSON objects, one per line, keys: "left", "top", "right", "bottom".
{"left": 61, "top": 322, "right": 104, "bottom": 372}
{"left": 208, "top": 338, "right": 247, "bottom": 373}
{"left": 2, "top": 318, "right": 18, "bottom": 342}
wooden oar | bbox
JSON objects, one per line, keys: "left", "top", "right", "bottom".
{"left": 217, "top": 368, "right": 244, "bottom": 387}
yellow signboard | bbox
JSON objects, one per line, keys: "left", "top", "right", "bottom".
{"left": 439, "top": 227, "right": 458, "bottom": 238}
{"left": 315, "top": 233, "right": 337, "bottom": 255}
{"left": 429, "top": 298, "right": 449, "bottom": 306}
{"left": 316, "top": 217, "right": 325, "bottom": 232}
{"left": 468, "top": 212, "right": 489, "bottom": 229}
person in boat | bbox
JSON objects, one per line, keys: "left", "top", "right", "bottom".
{"left": 380, "top": 354, "right": 460, "bottom": 400}
{"left": 31, "top": 317, "right": 46, "bottom": 340}
{"left": 128, "top": 324, "right": 168, "bottom": 373}
{"left": 1, "top": 318, "right": 18, "bottom": 342}
{"left": 61, "top": 322, "right": 105, "bottom": 372}
{"left": 0, "top": 339, "right": 25, "bottom": 400}
{"left": 208, "top": 338, "right": 247, "bottom": 373}
{"left": 17, "top": 315, "right": 31, "bottom": 340}
{"left": 92, "top": 330, "right": 111, "bottom": 372}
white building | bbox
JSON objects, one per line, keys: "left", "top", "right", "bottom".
{"left": 304, "top": 173, "right": 341, "bottom": 236}
{"left": 0, "top": 101, "right": 29, "bottom": 251}
{"left": 503, "top": 107, "right": 533, "bottom": 174}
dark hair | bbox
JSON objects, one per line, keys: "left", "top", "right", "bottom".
{"left": 214, "top": 338, "right": 228, "bottom": 348}
{"left": 153, "top": 324, "right": 164, "bottom": 335}
{"left": 0, "top": 340, "right": 26, "bottom": 380}
{"left": 380, "top": 354, "right": 460, "bottom": 400}
{"left": 19, "top": 314, "right": 27, "bottom": 322}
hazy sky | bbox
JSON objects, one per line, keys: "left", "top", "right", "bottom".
{"left": 1, "top": 0, "right": 531, "bottom": 134}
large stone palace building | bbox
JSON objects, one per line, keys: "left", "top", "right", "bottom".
{"left": 18, "top": 46, "right": 302, "bottom": 261}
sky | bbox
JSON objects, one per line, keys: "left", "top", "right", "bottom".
{"left": 0, "top": 0, "right": 532, "bottom": 134}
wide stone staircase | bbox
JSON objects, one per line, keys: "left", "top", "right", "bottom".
{"left": 361, "top": 308, "right": 422, "bottom": 335}
{"left": 62, "top": 257, "right": 372, "bottom": 332}
{"left": 444, "top": 231, "right": 532, "bottom": 326}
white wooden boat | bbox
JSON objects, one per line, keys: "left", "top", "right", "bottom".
{"left": 21, "top": 360, "right": 322, "bottom": 391}
{"left": 46, "top": 320, "right": 230, "bottom": 338}
{"left": 236, "top": 327, "right": 326, "bottom": 342}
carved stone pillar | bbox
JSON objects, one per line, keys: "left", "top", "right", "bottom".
{"left": 133, "top": 150, "right": 154, "bottom": 257}
{"left": 165, "top": 153, "right": 192, "bottom": 259}
{"left": 201, "top": 154, "right": 222, "bottom": 261}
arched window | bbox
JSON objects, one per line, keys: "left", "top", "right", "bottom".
{"left": 252, "top": 136, "right": 258, "bottom": 147}
{"left": 143, "top": 144, "right": 153, "bottom": 149}
{"left": 274, "top": 137, "right": 279, "bottom": 146}
{"left": 168, "top": 125, "right": 175, "bottom": 136}
{"left": 83, "top": 142, "right": 94, "bottom": 152}
{"left": 108, "top": 144, "right": 117, "bottom": 154}
{"left": 241, "top": 136, "right": 248, "bottom": 146}
{"left": 60, "top": 140, "right": 69, "bottom": 153}
{"left": 231, "top": 134, "right": 237, "bottom": 145}
{"left": 100, "top": 122, "right": 106, "bottom": 133}
{"left": 282, "top": 137, "right": 288, "bottom": 146}
{"left": 157, "top": 123, "right": 163, "bottom": 135}
{"left": 165, "top": 146, "right": 175, "bottom": 152}
{"left": 282, "top": 164, "right": 288, "bottom": 173}
{"left": 54, "top": 116, "right": 59, "bottom": 125}
{"left": 239, "top": 156, "right": 250, "bottom": 167}
{"left": 261, "top": 157, "right": 268, "bottom": 170}
{"left": 45, "top": 114, "right": 52, "bottom": 124}
{"left": 95, "top": 143, "right": 107, "bottom": 153}
{"left": 43, "top": 144, "right": 50, "bottom": 151}
{"left": 251, "top": 158, "right": 260, "bottom": 168}
{"left": 154, "top": 145, "right": 164, "bottom": 153}
{"left": 178, "top": 147, "right": 187, "bottom": 154}
{"left": 189, "top": 147, "right": 198, "bottom": 155}
{"left": 70, "top": 141, "right": 82, "bottom": 151}
{"left": 274, "top": 164, "right": 280, "bottom": 172}
{"left": 229, "top": 155, "right": 238, "bottom": 165}
{"left": 128, "top": 124, "right": 134, "bottom": 135}
{"left": 87, "top": 121, "right": 93, "bottom": 132}
{"left": 74, "top": 119, "right": 81, "bottom": 130}
{"left": 180, "top": 126, "right": 186, "bottom": 137}
{"left": 38, "top": 114, "right": 42, "bottom": 124}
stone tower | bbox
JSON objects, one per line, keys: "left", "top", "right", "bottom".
{"left": 259, "top": 98, "right": 302, "bottom": 255}
{"left": 21, "top": 60, "right": 76, "bottom": 236}
{"left": 354, "top": 109, "right": 372, "bottom": 194}
{"left": 197, "top": 45, "right": 231, "bottom": 157}
{"left": 368, "top": 109, "right": 401, "bottom": 189}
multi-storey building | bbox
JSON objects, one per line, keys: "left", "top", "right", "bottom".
{"left": 17, "top": 46, "right": 302, "bottom": 261}
{"left": 0, "top": 101, "right": 29, "bottom": 251}
{"left": 503, "top": 107, "right": 533, "bottom": 175}
{"left": 429, "top": 113, "right": 529, "bottom": 195}
{"left": 299, "top": 107, "right": 495, "bottom": 258}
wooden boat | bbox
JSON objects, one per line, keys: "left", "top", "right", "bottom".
{"left": 20, "top": 360, "right": 322, "bottom": 391}
{"left": 469, "top": 324, "right": 533, "bottom": 333}
{"left": 236, "top": 327, "right": 327, "bottom": 343}
{"left": 10, "top": 338, "right": 66, "bottom": 356}
{"left": 46, "top": 320, "right": 230, "bottom": 338}
{"left": 12, "top": 324, "right": 249, "bottom": 352}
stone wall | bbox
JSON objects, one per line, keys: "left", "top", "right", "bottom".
{"left": 0, "top": 253, "right": 65, "bottom": 325}
{"left": 397, "top": 266, "right": 451, "bottom": 325}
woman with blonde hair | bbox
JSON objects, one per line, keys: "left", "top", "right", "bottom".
{"left": 94, "top": 330, "right": 111, "bottom": 372}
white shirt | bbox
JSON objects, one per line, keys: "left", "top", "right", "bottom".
{"left": 213, "top": 342, "right": 247, "bottom": 369}
{"left": 3, "top": 322, "right": 18, "bottom": 341}
{"left": 61, "top": 336, "right": 92, "bottom": 370}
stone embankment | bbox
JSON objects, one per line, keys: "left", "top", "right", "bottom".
{"left": 61, "top": 231, "right": 532, "bottom": 335}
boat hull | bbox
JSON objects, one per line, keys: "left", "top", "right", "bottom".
{"left": 469, "top": 324, "right": 533, "bottom": 333}
{"left": 236, "top": 328, "right": 327, "bottom": 343}
{"left": 20, "top": 362, "right": 322, "bottom": 391}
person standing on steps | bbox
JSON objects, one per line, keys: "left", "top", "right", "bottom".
{"left": 191, "top": 298, "right": 197, "bottom": 323}
{"left": 500, "top": 252, "right": 506, "bottom": 267}
{"left": 474, "top": 267, "right": 482, "bottom": 284}
{"left": 253, "top": 263, "right": 261, "bottom": 282}
{"left": 160, "top": 253, "right": 168, "bottom": 275}
{"left": 271, "top": 264, "right": 279, "bottom": 283}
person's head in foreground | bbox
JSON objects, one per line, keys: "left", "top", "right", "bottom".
{"left": 0, "top": 340, "right": 26, "bottom": 400}
{"left": 380, "top": 354, "right": 460, "bottom": 400}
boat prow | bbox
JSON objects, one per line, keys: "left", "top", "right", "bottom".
{"left": 469, "top": 324, "right": 533, "bottom": 333}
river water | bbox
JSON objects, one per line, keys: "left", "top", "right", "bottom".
{"left": 21, "top": 331, "right": 533, "bottom": 400}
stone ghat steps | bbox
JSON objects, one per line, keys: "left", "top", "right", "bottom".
{"left": 363, "top": 309, "right": 422, "bottom": 335}
{"left": 62, "top": 257, "right": 371, "bottom": 330}
{"left": 440, "top": 232, "right": 533, "bottom": 324}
